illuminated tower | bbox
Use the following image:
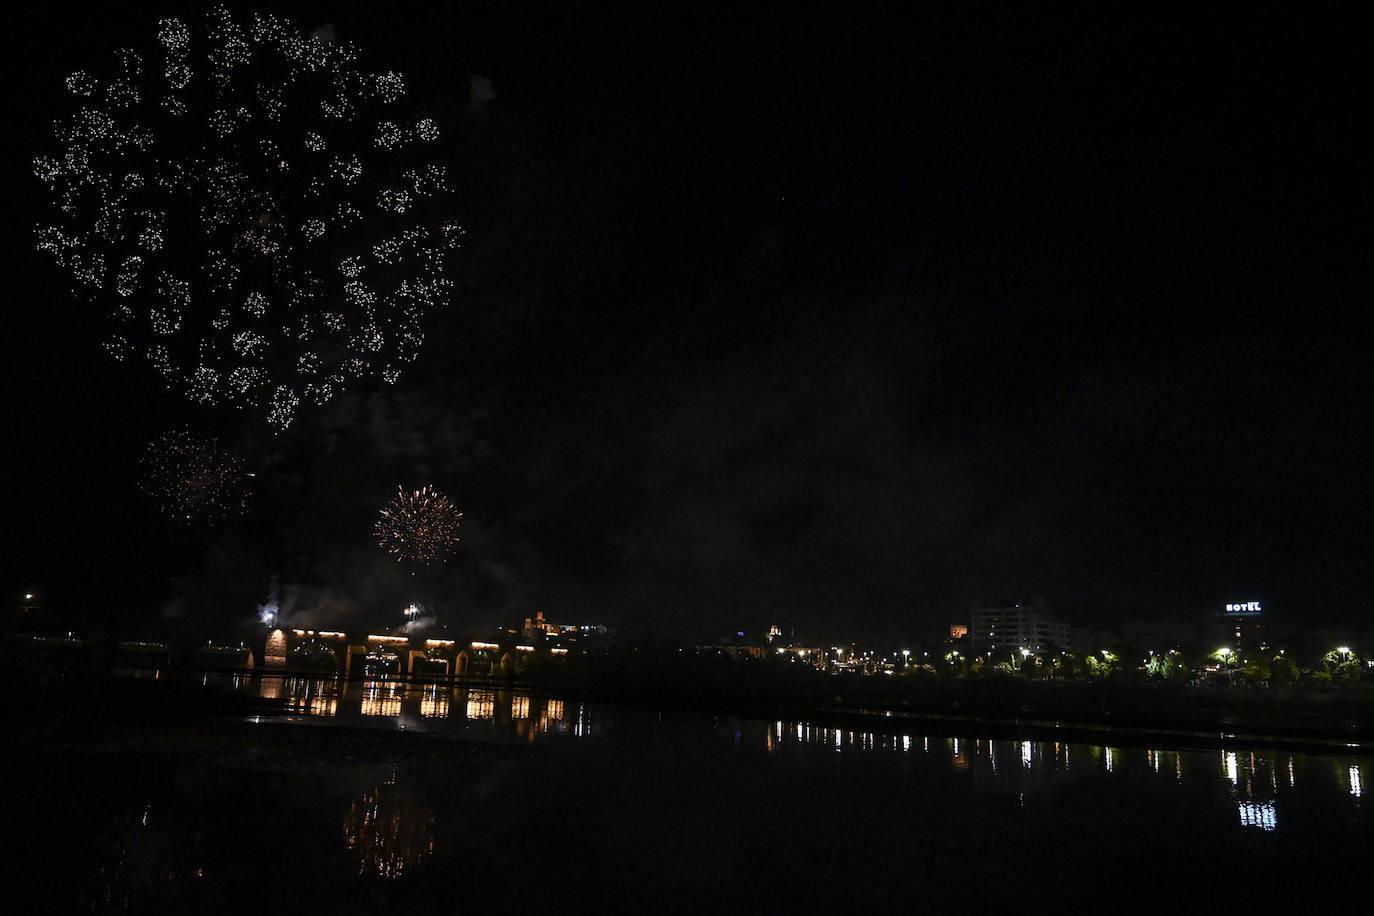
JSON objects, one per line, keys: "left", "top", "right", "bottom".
{"left": 1217, "top": 601, "right": 1265, "bottom": 649}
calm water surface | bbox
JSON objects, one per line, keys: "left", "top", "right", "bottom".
{"left": 17, "top": 673, "right": 1372, "bottom": 910}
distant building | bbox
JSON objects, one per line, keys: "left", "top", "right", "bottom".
{"left": 1120, "top": 618, "right": 1202, "bottom": 652}
{"left": 522, "top": 611, "right": 562, "bottom": 638}
{"left": 522, "top": 611, "right": 607, "bottom": 640}
{"left": 949, "top": 624, "right": 969, "bottom": 640}
{"left": 970, "top": 604, "right": 1068, "bottom": 652}
{"left": 698, "top": 633, "right": 767, "bottom": 659}
{"left": 1210, "top": 601, "right": 1266, "bottom": 649}
{"left": 1068, "top": 626, "right": 1118, "bottom": 655}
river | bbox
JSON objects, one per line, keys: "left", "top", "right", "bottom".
{"left": 14, "top": 672, "right": 1371, "bottom": 909}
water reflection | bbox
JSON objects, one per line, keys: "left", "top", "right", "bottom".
{"left": 360, "top": 681, "right": 403, "bottom": 717}
{"left": 419, "top": 686, "right": 448, "bottom": 719}
{"left": 201, "top": 672, "right": 248, "bottom": 691}
{"left": 466, "top": 689, "right": 494, "bottom": 720}
{"left": 228, "top": 675, "right": 1372, "bottom": 842}
{"left": 1239, "top": 800, "right": 1277, "bottom": 830}
{"left": 242, "top": 677, "right": 608, "bottom": 744}
{"left": 674, "top": 711, "right": 1371, "bottom": 837}
{"left": 86, "top": 802, "right": 205, "bottom": 912}
{"left": 281, "top": 677, "right": 339, "bottom": 716}
{"left": 515, "top": 697, "right": 564, "bottom": 743}
{"left": 26, "top": 671, "right": 1374, "bottom": 913}
{"left": 341, "top": 772, "right": 436, "bottom": 879}
{"left": 1220, "top": 749, "right": 1291, "bottom": 832}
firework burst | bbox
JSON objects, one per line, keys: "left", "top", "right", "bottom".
{"left": 34, "top": 8, "right": 463, "bottom": 429}
{"left": 140, "top": 426, "right": 251, "bottom": 524}
{"left": 375, "top": 485, "right": 461, "bottom": 563}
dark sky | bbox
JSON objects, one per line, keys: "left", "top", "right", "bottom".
{"left": 4, "top": 2, "right": 1370, "bottom": 643}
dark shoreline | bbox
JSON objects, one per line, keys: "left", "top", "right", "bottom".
{"left": 17, "top": 663, "right": 1374, "bottom": 764}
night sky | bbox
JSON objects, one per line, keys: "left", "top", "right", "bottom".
{"left": 4, "top": 2, "right": 1370, "bottom": 643}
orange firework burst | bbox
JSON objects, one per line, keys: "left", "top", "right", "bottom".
{"left": 374, "top": 485, "right": 461, "bottom": 563}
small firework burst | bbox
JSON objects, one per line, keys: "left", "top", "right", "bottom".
{"left": 374, "top": 485, "right": 461, "bottom": 563}
{"left": 140, "top": 426, "right": 251, "bottom": 523}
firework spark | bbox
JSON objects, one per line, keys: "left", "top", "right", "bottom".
{"left": 375, "top": 485, "right": 461, "bottom": 563}
{"left": 140, "top": 426, "right": 251, "bottom": 524}
{"left": 35, "top": 8, "right": 463, "bottom": 429}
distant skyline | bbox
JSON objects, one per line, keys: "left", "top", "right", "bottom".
{"left": 4, "top": 3, "right": 1370, "bottom": 642}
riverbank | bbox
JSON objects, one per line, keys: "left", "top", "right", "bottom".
{"left": 16, "top": 673, "right": 519, "bottom": 773}
{"left": 17, "top": 660, "right": 1374, "bottom": 763}
{"left": 545, "top": 656, "right": 1374, "bottom": 751}
{"left": 15, "top": 632, "right": 1373, "bottom": 750}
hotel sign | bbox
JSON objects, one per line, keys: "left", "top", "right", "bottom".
{"left": 1225, "top": 601, "right": 1262, "bottom": 614}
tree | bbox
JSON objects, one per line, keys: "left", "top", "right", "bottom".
{"left": 1242, "top": 654, "right": 1272, "bottom": 685}
{"left": 943, "top": 650, "right": 968, "bottom": 677}
{"left": 1322, "top": 648, "right": 1363, "bottom": 682}
{"left": 1269, "top": 654, "right": 1298, "bottom": 685}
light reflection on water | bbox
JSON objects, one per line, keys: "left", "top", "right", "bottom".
{"left": 222, "top": 674, "right": 1374, "bottom": 840}
{"left": 342, "top": 771, "right": 435, "bottom": 879}
{"left": 211, "top": 678, "right": 1363, "bottom": 818}
{"left": 139, "top": 672, "right": 1374, "bottom": 824}
{"left": 694, "top": 701, "right": 1371, "bottom": 841}
{"left": 22, "top": 671, "right": 1374, "bottom": 910}
{"left": 235, "top": 676, "right": 595, "bottom": 744}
